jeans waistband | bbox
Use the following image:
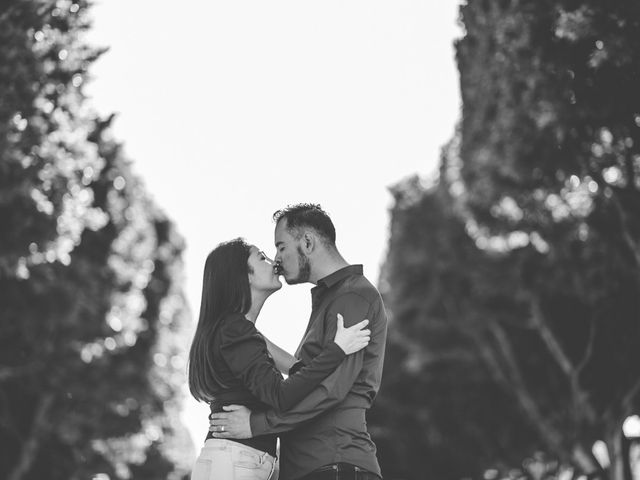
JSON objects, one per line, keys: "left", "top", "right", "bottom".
{"left": 201, "top": 438, "right": 275, "bottom": 464}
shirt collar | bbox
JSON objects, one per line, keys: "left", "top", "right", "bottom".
{"left": 316, "top": 264, "right": 363, "bottom": 289}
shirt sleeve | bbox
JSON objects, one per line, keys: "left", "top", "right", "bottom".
{"left": 249, "top": 293, "right": 372, "bottom": 435}
{"left": 219, "top": 315, "right": 347, "bottom": 412}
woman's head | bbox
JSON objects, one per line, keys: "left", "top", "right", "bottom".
{"left": 199, "top": 239, "right": 282, "bottom": 319}
{"left": 188, "top": 238, "right": 281, "bottom": 401}
{"left": 201, "top": 238, "right": 253, "bottom": 320}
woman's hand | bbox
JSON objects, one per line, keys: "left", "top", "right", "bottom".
{"left": 333, "top": 314, "right": 371, "bottom": 354}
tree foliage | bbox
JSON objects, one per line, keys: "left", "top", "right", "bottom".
{"left": 372, "top": 1, "right": 640, "bottom": 479}
{"left": 0, "top": 1, "right": 192, "bottom": 479}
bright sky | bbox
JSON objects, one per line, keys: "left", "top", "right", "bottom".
{"left": 85, "top": 0, "right": 461, "bottom": 456}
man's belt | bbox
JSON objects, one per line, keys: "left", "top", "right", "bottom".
{"left": 299, "top": 462, "right": 382, "bottom": 480}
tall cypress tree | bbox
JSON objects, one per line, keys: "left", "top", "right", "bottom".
{"left": 372, "top": 2, "right": 640, "bottom": 479}
{"left": 0, "top": 1, "right": 192, "bottom": 479}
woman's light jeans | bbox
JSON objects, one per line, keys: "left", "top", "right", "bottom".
{"left": 190, "top": 439, "right": 277, "bottom": 480}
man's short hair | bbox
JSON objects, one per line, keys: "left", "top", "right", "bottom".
{"left": 273, "top": 203, "right": 336, "bottom": 245}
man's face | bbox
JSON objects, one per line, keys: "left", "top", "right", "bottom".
{"left": 274, "top": 219, "right": 311, "bottom": 285}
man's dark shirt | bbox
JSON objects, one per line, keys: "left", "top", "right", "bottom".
{"left": 249, "top": 265, "right": 388, "bottom": 479}
{"left": 205, "top": 313, "right": 345, "bottom": 456}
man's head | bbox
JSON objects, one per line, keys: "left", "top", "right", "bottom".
{"left": 272, "top": 203, "right": 337, "bottom": 285}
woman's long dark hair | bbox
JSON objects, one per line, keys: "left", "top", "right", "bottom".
{"left": 188, "top": 238, "right": 252, "bottom": 402}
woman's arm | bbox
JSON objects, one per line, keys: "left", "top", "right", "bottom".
{"left": 262, "top": 336, "right": 297, "bottom": 374}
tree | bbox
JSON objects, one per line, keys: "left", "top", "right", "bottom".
{"left": 0, "top": 1, "right": 193, "bottom": 479}
{"left": 372, "top": 1, "right": 640, "bottom": 479}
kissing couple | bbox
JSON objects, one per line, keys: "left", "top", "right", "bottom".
{"left": 188, "top": 203, "right": 388, "bottom": 480}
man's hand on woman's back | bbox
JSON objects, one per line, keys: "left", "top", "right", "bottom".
{"left": 209, "top": 404, "right": 252, "bottom": 439}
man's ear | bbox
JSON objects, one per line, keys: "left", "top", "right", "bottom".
{"left": 301, "top": 231, "right": 316, "bottom": 254}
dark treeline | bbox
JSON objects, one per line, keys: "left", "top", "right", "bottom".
{"left": 0, "top": 1, "right": 192, "bottom": 479}
{"left": 370, "top": 1, "right": 640, "bottom": 480}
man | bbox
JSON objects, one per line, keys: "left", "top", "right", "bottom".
{"left": 209, "top": 203, "right": 388, "bottom": 480}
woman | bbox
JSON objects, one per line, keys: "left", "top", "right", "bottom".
{"left": 188, "top": 238, "right": 370, "bottom": 480}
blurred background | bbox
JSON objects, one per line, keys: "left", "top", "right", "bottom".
{"left": 1, "top": 1, "right": 640, "bottom": 480}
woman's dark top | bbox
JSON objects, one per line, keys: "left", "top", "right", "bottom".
{"left": 204, "top": 312, "right": 346, "bottom": 456}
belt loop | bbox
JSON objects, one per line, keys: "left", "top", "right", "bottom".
{"left": 265, "top": 453, "right": 276, "bottom": 480}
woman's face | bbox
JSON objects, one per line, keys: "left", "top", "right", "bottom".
{"left": 247, "top": 246, "right": 282, "bottom": 294}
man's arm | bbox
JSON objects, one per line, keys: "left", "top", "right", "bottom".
{"left": 250, "top": 353, "right": 364, "bottom": 435}
{"left": 209, "top": 352, "right": 364, "bottom": 439}
{"left": 250, "top": 293, "right": 373, "bottom": 436}
{"left": 210, "top": 293, "right": 374, "bottom": 439}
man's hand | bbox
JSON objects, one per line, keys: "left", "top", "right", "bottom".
{"left": 209, "top": 405, "right": 252, "bottom": 439}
